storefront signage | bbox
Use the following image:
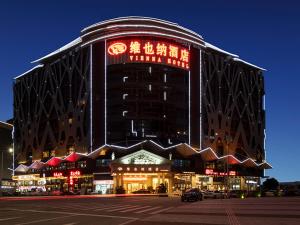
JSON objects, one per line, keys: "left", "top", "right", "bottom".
{"left": 70, "top": 170, "right": 81, "bottom": 176}
{"left": 53, "top": 172, "right": 63, "bottom": 177}
{"left": 123, "top": 177, "right": 147, "bottom": 181}
{"left": 205, "top": 169, "right": 236, "bottom": 176}
{"left": 107, "top": 39, "right": 190, "bottom": 70}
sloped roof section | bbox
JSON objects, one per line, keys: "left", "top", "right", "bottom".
{"left": 14, "top": 164, "right": 29, "bottom": 173}
{"left": 45, "top": 157, "right": 63, "bottom": 167}
{"left": 64, "top": 152, "right": 87, "bottom": 162}
{"left": 29, "top": 161, "right": 45, "bottom": 169}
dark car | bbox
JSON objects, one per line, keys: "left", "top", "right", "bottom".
{"left": 132, "top": 189, "right": 151, "bottom": 194}
{"left": 181, "top": 188, "right": 203, "bottom": 202}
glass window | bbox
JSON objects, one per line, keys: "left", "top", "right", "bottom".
{"left": 96, "top": 159, "right": 111, "bottom": 167}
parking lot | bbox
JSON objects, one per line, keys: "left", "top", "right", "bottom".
{"left": 0, "top": 196, "right": 299, "bottom": 225}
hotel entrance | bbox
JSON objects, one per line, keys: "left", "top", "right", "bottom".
{"left": 114, "top": 172, "right": 170, "bottom": 193}
{"left": 120, "top": 173, "right": 170, "bottom": 193}
{"left": 110, "top": 149, "right": 172, "bottom": 193}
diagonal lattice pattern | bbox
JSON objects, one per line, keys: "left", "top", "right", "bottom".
{"left": 14, "top": 47, "right": 90, "bottom": 162}
{"left": 202, "top": 50, "right": 265, "bottom": 162}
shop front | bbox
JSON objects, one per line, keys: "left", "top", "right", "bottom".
{"left": 12, "top": 174, "right": 46, "bottom": 192}
{"left": 45, "top": 170, "right": 93, "bottom": 193}
{"left": 110, "top": 149, "right": 172, "bottom": 193}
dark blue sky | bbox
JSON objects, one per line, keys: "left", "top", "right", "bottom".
{"left": 0, "top": 0, "right": 299, "bottom": 181}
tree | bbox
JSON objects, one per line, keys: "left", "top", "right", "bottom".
{"left": 262, "top": 178, "right": 279, "bottom": 191}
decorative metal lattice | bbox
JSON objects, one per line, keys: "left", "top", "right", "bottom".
{"left": 202, "top": 50, "right": 265, "bottom": 163}
{"left": 14, "top": 47, "right": 90, "bottom": 162}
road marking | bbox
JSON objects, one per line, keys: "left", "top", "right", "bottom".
{"left": 2, "top": 208, "right": 137, "bottom": 220}
{"left": 107, "top": 205, "right": 139, "bottom": 212}
{"left": 118, "top": 218, "right": 139, "bottom": 225}
{"left": 120, "top": 205, "right": 151, "bottom": 212}
{"left": 149, "top": 206, "right": 174, "bottom": 214}
{"left": 0, "top": 217, "right": 20, "bottom": 221}
{"left": 135, "top": 206, "right": 161, "bottom": 214}
{"left": 226, "top": 205, "right": 241, "bottom": 225}
{"left": 93, "top": 204, "right": 132, "bottom": 211}
{"left": 15, "top": 215, "right": 76, "bottom": 225}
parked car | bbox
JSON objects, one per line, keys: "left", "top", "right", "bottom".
{"left": 181, "top": 188, "right": 203, "bottom": 202}
{"left": 132, "top": 189, "right": 151, "bottom": 194}
{"left": 203, "top": 191, "right": 225, "bottom": 199}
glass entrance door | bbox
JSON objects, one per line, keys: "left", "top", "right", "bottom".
{"left": 126, "top": 183, "right": 146, "bottom": 193}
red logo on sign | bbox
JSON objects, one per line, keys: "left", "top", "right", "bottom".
{"left": 108, "top": 42, "right": 127, "bottom": 55}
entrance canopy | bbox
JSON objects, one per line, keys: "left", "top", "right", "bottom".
{"left": 111, "top": 149, "right": 171, "bottom": 173}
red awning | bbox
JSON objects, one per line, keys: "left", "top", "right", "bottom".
{"left": 46, "top": 157, "right": 63, "bottom": 166}
{"left": 64, "top": 152, "right": 86, "bottom": 162}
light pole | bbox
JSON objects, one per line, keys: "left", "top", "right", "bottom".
{"left": 0, "top": 151, "right": 3, "bottom": 196}
{"left": 225, "top": 135, "right": 232, "bottom": 195}
{"left": 8, "top": 148, "right": 14, "bottom": 176}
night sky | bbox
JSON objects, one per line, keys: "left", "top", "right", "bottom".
{"left": 0, "top": 0, "right": 299, "bottom": 181}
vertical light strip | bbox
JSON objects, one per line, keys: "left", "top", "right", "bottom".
{"left": 263, "top": 92, "right": 266, "bottom": 177}
{"left": 89, "top": 44, "right": 93, "bottom": 153}
{"left": 12, "top": 127, "right": 15, "bottom": 175}
{"left": 199, "top": 49, "right": 202, "bottom": 150}
{"left": 188, "top": 52, "right": 191, "bottom": 145}
{"left": 104, "top": 40, "right": 107, "bottom": 144}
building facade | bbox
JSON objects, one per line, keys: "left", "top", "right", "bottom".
{"left": 13, "top": 17, "right": 271, "bottom": 194}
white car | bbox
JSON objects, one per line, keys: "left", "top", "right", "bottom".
{"left": 203, "top": 191, "right": 225, "bottom": 199}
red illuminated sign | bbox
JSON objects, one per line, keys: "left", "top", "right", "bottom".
{"left": 70, "top": 170, "right": 81, "bottom": 176}
{"left": 53, "top": 172, "right": 63, "bottom": 177}
{"left": 205, "top": 169, "right": 236, "bottom": 176}
{"left": 68, "top": 170, "right": 81, "bottom": 186}
{"left": 107, "top": 39, "right": 190, "bottom": 70}
{"left": 108, "top": 42, "right": 127, "bottom": 55}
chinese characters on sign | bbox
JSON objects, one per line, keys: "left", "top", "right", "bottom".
{"left": 205, "top": 169, "right": 236, "bottom": 176}
{"left": 107, "top": 39, "right": 190, "bottom": 70}
{"left": 53, "top": 172, "right": 63, "bottom": 177}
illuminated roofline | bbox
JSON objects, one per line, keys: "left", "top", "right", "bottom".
{"left": 0, "top": 121, "right": 13, "bottom": 127}
{"left": 233, "top": 58, "right": 266, "bottom": 71}
{"left": 198, "top": 147, "right": 272, "bottom": 168}
{"left": 81, "top": 24, "right": 203, "bottom": 43}
{"left": 14, "top": 64, "right": 44, "bottom": 80}
{"left": 28, "top": 17, "right": 265, "bottom": 71}
{"left": 31, "top": 37, "right": 82, "bottom": 64}
{"left": 81, "top": 31, "right": 205, "bottom": 48}
{"left": 87, "top": 140, "right": 271, "bottom": 168}
{"left": 81, "top": 16, "right": 203, "bottom": 39}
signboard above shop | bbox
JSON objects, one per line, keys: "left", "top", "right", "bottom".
{"left": 107, "top": 38, "right": 190, "bottom": 70}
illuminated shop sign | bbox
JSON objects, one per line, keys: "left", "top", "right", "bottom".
{"left": 53, "top": 172, "right": 63, "bottom": 177}
{"left": 70, "top": 170, "right": 81, "bottom": 176}
{"left": 69, "top": 170, "right": 81, "bottom": 186}
{"left": 205, "top": 169, "right": 236, "bottom": 176}
{"left": 107, "top": 39, "right": 190, "bottom": 70}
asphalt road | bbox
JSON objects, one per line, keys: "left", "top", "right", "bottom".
{"left": 0, "top": 196, "right": 299, "bottom": 225}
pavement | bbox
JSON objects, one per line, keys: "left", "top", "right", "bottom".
{"left": 0, "top": 196, "right": 299, "bottom": 225}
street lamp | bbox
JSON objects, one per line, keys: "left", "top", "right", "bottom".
{"left": 225, "top": 135, "right": 232, "bottom": 194}
{"left": 8, "top": 147, "right": 14, "bottom": 176}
